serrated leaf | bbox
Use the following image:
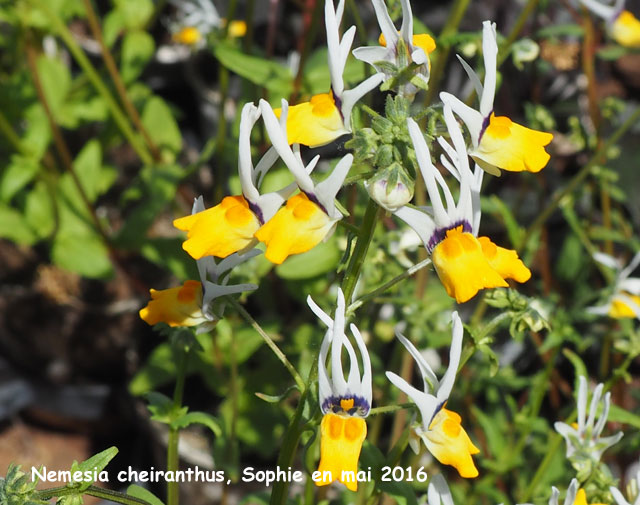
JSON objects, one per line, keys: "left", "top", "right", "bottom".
{"left": 69, "top": 447, "right": 118, "bottom": 492}
{"left": 171, "top": 411, "right": 222, "bottom": 436}
{"left": 121, "top": 30, "right": 155, "bottom": 83}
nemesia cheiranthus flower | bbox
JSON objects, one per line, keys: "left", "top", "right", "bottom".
{"left": 276, "top": 0, "right": 384, "bottom": 147}
{"left": 255, "top": 99, "right": 352, "bottom": 264}
{"left": 174, "top": 103, "right": 302, "bottom": 260}
{"left": 353, "top": 0, "right": 436, "bottom": 96}
{"left": 393, "top": 106, "right": 531, "bottom": 303}
{"left": 580, "top": 0, "right": 640, "bottom": 47}
{"left": 440, "top": 21, "right": 553, "bottom": 176}
{"left": 169, "top": 0, "right": 246, "bottom": 46}
{"left": 386, "top": 312, "right": 480, "bottom": 478}
{"left": 587, "top": 251, "right": 640, "bottom": 320}
{"left": 554, "top": 376, "right": 623, "bottom": 465}
{"left": 307, "top": 288, "right": 372, "bottom": 491}
{"left": 610, "top": 470, "right": 640, "bottom": 505}
{"left": 140, "top": 197, "right": 258, "bottom": 333}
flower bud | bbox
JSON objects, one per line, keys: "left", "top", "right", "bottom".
{"left": 366, "top": 165, "right": 414, "bottom": 212}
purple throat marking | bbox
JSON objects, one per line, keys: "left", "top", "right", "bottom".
{"left": 322, "top": 394, "right": 370, "bottom": 417}
{"left": 427, "top": 220, "right": 472, "bottom": 254}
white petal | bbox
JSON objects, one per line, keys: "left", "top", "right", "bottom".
{"left": 352, "top": 46, "right": 392, "bottom": 66}
{"left": 479, "top": 20, "right": 498, "bottom": 117}
{"left": 395, "top": 331, "right": 438, "bottom": 393}
{"left": 318, "top": 330, "right": 333, "bottom": 409}
{"left": 399, "top": 0, "right": 413, "bottom": 45}
{"left": 393, "top": 205, "right": 436, "bottom": 247}
{"left": 440, "top": 92, "right": 483, "bottom": 147}
{"left": 386, "top": 371, "right": 439, "bottom": 424}
{"left": 253, "top": 146, "right": 280, "bottom": 188}
{"left": 325, "top": 0, "right": 346, "bottom": 96}
{"left": 594, "top": 391, "right": 611, "bottom": 437}
{"left": 428, "top": 475, "right": 455, "bottom": 505}
{"left": 215, "top": 249, "right": 262, "bottom": 280}
{"left": 238, "top": 102, "right": 262, "bottom": 202}
{"left": 577, "top": 376, "right": 588, "bottom": 432}
{"left": 307, "top": 294, "right": 334, "bottom": 328}
{"left": 331, "top": 289, "right": 349, "bottom": 395}
{"left": 314, "top": 153, "right": 352, "bottom": 217}
{"left": 593, "top": 252, "right": 622, "bottom": 270}
{"left": 548, "top": 487, "right": 560, "bottom": 505}
{"left": 586, "top": 382, "right": 604, "bottom": 431}
{"left": 350, "top": 323, "right": 372, "bottom": 410}
{"left": 619, "top": 251, "right": 640, "bottom": 280}
{"left": 580, "top": 0, "right": 616, "bottom": 21}
{"left": 619, "top": 278, "right": 640, "bottom": 296}
{"left": 456, "top": 54, "right": 483, "bottom": 99}
{"left": 340, "top": 73, "right": 385, "bottom": 127}
{"left": 371, "top": 0, "right": 399, "bottom": 48}
{"left": 564, "top": 479, "right": 579, "bottom": 505}
{"left": 610, "top": 487, "right": 632, "bottom": 505}
{"left": 436, "top": 311, "right": 463, "bottom": 402}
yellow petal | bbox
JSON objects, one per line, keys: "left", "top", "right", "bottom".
{"left": 139, "top": 280, "right": 207, "bottom": 327}
{"left": 173, "top": 27, "right": 202, "bottom": 45}
{"left": 226, "top": 20, "right": 247, "bottom": 38}
{"left": 573, "top": 489, "right": 607, "bottom": 505}
{"left": 612, "top": 11, "right": 640, "bottom": 48}
{"left": 431, "top": 226, "right": 508, "bottom": 303}
{"left": 173, "top": 195, "right": 260, "bottom": 260}
{"left": 478, "top": 236, "right": 531, "bottom": 283}
{"left": 473, "top": 114, "right": 553, "bottom": 173}
{"left": 316, "top": 413, "right": 367, "bottom": 492}
{"left": 274, "top": 93, "right": 348, "bottom": 147}
{"left": 254, "top": 193, "right": 335, "bottom": 264}
{"left": 609, "top": 293, "right": 640, "bottom": 318}
{"left": 424, "top": 407, "right": 480, "bottom": 479}
{"left": 412, "top": 34, "right": 437, "bottom": 55}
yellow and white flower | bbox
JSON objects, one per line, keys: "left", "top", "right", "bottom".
{"left": 580, "top": 0, "right": 640, "bottom": 48}
{"left": 386, "top": 312, "right": 480, "bottom": 478}
{"left": 277, "top": 0, "right": 384, "bottom": 147}
{"left": 610, "top": 470, "right": 640, "bottom": 505}
{"left": 141, "top": 197, "right": 258, "bottom": 332}
{"left": 554, "top": 376, "right": 623, "bottom": 464}
{"left": 307, "top": 288, "right": 372, "bottom": 492}
{"left": 255, "top": 99, "right": 352, "bottom": 264}
{"left": 170, "top": 0, "right": 246, "bottom": 46}
{"left": 394, "top": 107, "right": 530, "bottom": 303}
{"left": 353, "top": 0, "right": 436, "bottom": 96}
{"left": 440, "top": 21, "right": 553, "bottom": 176}
{"left": 587, "top": 251, "right": 640, "bottom": 319}
{"left": 174, "top": 103, "right": 304, "bottom": 260}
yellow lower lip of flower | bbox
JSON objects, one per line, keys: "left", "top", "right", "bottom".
{"left": 139, "top": 280, "right": 206, "bottom": 327}
{"left": 431, "top": 227, "right": 508, "bottom": 303}
{"left": 609, "top": 293, "right": 640, "bottom": 318}
{"left": 316, "top": 413, "right": 367, "bottom": 492}
{"left": 173, "top": 195, "right": 260, "bottom": 260}
{"left": 173, "top": 27, "right": 202, "bottom": 45}
{"left": 412, "top": 33, "right": 437, "bottom": 55}
{"left": 473, "top": 114, "right": 553, "bottom": 173}
{"left": 424, "top": 407, "right": 480, "bottom": 479}
{"left": 612, "top": 11, "right": 640, "bottom": 48}
{"left": 254, "top": 193, "right": 335, "bottom": 264}
{"left": 273, "top": 93, "right": 347, "bottom": 147}
{"left": 226, "top": 20, "right": 247, "bottom": 38}
{"left": 477, "top": 236, "right": 531, "bottom": 283}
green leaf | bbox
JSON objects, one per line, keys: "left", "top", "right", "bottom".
{"left": 213, "top": 42, "right": 293, "bottom": 97}
{"left": 51, "top": 230, "right": 113, "bottom": 279}
{"left": 36, "top": 55, "right": 71, "bottom": 126}
{"left": 275, "top": 236, "right": 340, "bottom": 279}
{"left": 114, "top": 0, "right": 153, "bottom": 29}
{"left": 103, "top": 9, "right": 125, "bottom": 47}
{"left": 140, "top": 238, "right": 199, "bottom": 280}
{"left": 0, "top": 155, "right": 40, "bottom": 202}
{"left": 0, "top": 204, "right": 37, "bottom": 245}
{"left": 126, "top": 485, "right": 165, "bottom": 505}
{"left": 536, "top": 23, "right": 584, "bottom": 38}
{"left": 360, "top": 443, "right": 418, "bottom": 505}
{"left": 146, "top": 391, "right": 187, "bottom": 424}
{"left": 121, "top": 30, "right": 155, "bottom": 83}
{"left": 142, "top": 97, "right": 182, "bottom": 160}
{"left": 24, "top": 181, "right": 55, "bottom": 240}
{"left": 597, "top": 45, "right": 628, "bottom": 61}
{"left": 607, "top": 404, "right": 640, "bottom": 430}
{"left": 69, "top": 447, "right": 118, "bottom": 492}
{"left": 73, "top": 140, "right": 117, "bottom": 202}
{"left": 171, "top": 411, "right": 223, "bottom": 436}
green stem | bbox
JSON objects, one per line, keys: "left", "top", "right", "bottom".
{"left": 167, "top": 348, "right": 189, "bottom": 505}
{"left": 0, "top": 110, "right": 31, "bottom": 156}
{"left": 347, "top": 258, "right": 432, "bottom": 315}
{"left": 424, "top": 0, "right": 471, "bottom": 105}
{"left": 28, "top": 0, "right": 153, "bottom": 165}
{"left": 520, "top": 106, "right": 640, "bottom": 252}
{"left": 229, "top": 298, "right": 305, "bottom": 390}
{"left": 368, "top": 403, "right": 415, "bottom": 416}
{"left": 36, "top": 485, "right": 152, "bottom": 505}
{"left": 269, "top": 360, "right": 318, "bottom": 505}
{"left": 342, "top": 199, "right": 380, "bottom": 304}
